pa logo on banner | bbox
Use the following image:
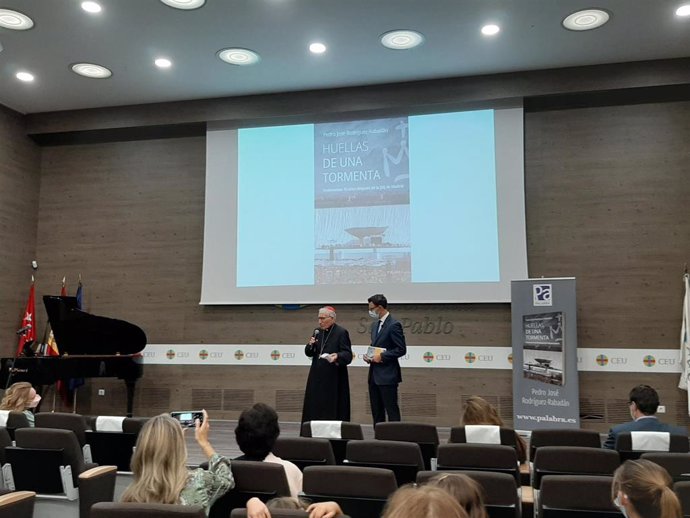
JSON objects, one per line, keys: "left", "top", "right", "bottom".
{"left": 533, "top": 284, "right": 552, "bottom": 306}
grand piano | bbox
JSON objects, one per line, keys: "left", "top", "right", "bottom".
{"left": 0, "top": 295, "right": 146, "bottom": 416}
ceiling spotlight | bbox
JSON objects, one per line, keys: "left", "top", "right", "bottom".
{"left": 0, "top": 8, "right": 34, "bottom": 30}
{"left": 481, "top": 24, "right": 500, "bottom": 36}
{"left": 562, "top": 9, "right": 610, "bottom": 31}
{"left": 71, "top": 63, "right": 113, "bottom": 78}
{"left": 380, "top": 30, "right": 425, "bottom": 50}
{"left": 676, "top": 4, "right": 690, "bottom": 16}
{"left": 217, "top": 48, "right": 260, "bottom": 66}
{"left": 81, "top": 2, "right": 102, "bottom": 13}
{"left": 160, "top": 0, "right": 205, "bottom": 10}
{"left": 16, "top": 71, "right": 35, "bottom": 82}
{"left": 309, "top": 42, "right": 327, "bottom": 54}
{"left": 155, "top": 58, "right": 173, "bottom": 68}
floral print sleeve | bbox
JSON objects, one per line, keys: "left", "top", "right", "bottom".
{"left": 180, "top": 454, "right": 234, "bottom": 514}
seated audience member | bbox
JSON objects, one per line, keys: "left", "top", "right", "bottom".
{"left": 0, "top": 382, "right": 41, "bottom": 426}
{"left": 603, "top": 384, "right": 688, "bottom": 449}
{"left": 382, "top": 484, "right": 468, "bottom": 518}
{"left": 246, "top": 496, "right": 343, "bottom": 518}
{"left": 426, "top": 473, "right": 488, "bottom": 518}
{"left": 235, "top": 403, "right": 303, "bottom": 498}
{"left": 461, "top": 395, "right": 527, "bottom": 463}
{"left": 612, "top": 459, "right": 681, "bottom": 518}
{"left": 122, "top": 410, "right": 233, "bottom": 514}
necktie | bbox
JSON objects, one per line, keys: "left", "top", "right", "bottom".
{"left": 376, "top": 320, "right": 383, "bottom": 337}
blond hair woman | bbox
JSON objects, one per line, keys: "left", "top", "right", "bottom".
{"left": 121, "top": 410, "right": 233, "bottom": 514}
{"left": 0, "top": 382, "right": 41, "bottom": 426}
{"left": 382, "top": 484, "right": 468, "bottom": 518}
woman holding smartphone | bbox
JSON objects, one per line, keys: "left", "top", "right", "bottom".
{"left": 121, "top": 409, "right": 233, "bottom": 514}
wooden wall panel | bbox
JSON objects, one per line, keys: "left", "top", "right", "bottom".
{"left": 22, "top": 98, "right": 690, "bottom": 430}
{"left": 0, "top": 105, "right": 41, "bottom": 348}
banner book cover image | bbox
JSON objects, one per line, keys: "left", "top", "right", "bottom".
{"left": 522, "top": 311, "right": 565, "bottom": 386}
{"left": 314, "top": 117, "right": 411, "bottom": 285}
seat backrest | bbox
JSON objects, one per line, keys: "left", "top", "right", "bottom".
{"left": 375, "top": 422, "right": 439, "bottom": 470}
{"left": 539, "top": 475, "right": 621, "bottom": 518}
{"left": 208, "top": 460, "right": 291, "bottom": 518}
{"left": 345, "top": 440, "right": 423, "bottom": 486}
{"left": 300, "top": 422, "right": 363, "bottom": 464}
{"left": 674, "top": 481, "right": 690, "bottom": 518}
{"left": 641, "top": 452, "right": 690, "bottom": 482}
{"left": 532, "top": 446, "right": 620, "bottom": 489}
{"left": 272, "top": 437, "right": 336, "bottom": 470}
{"left": 449, "top": 426, "right": 517, "bottom": 447}
{"left": 122, "top": 417, "right": 149, "bottom": 435}
{"left": 4, "top": 412, "right": 30, "bottom": 441}
{"left": 0, "top": 490, "right": 36, "bottom": 518}
{"left": 79, "top": 466, "right": 118, "bottom": 518}
{"left": 35, "top": 412, "right": 89, "bottom": 446}
{"left": 15, "top": 427, "right": 87, "bottom": 485}
{"left": 303, "top": 465, "right": 397, "bottom": 518}
{"left": 0, "top": 427, "right": 12, "bottom": 464}
{"left": 85, "top": 431, "right": 137, "bottom": 471}
{"left": 5, "top": 447, "right": 66, "bottom": 493}
{"left": 91, "top": 502, "right": 205, "bottom": 518}
{"left": 616, "top": 432, "right": 689, "bottom": 461}
{"left": 437, "top": 444, "right": 520, "bottom": 482}
{"left": 530, "top": 429, "right": 601, "bottom": 460}
{"left": 300, "top": 421, "right": 363, "bottom": 440}
{"left": 303, "top": 465, "right": 397, "bottom": 498}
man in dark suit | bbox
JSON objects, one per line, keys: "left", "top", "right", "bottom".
{"left": 363, "top": 294, "right": 407, "bottom": 424}
{"left": 603, "top": 384, "right": 687, "bottom": 449}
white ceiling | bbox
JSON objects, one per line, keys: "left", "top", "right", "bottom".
{"left": 1, "top": 0, "right": 689, "bottom": 114}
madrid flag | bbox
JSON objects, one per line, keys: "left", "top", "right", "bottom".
{"left": 16, "top": 281, "right": 36, "bottom": 356}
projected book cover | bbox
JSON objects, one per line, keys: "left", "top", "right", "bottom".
{"left": 522, "top": 311, "right": 565, "bottom": 386}
{"left": 314, "top": 117, "right": 411, "bottom": 285}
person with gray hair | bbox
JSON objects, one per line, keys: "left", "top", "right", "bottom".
{"left": 301, "top": 305, "right": 353, "bottom": 422}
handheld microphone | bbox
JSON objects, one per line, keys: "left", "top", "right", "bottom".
{"left": 16, "top": 324, "right": 32, "bottom": 335}
{"left": 313, "top": 329, "right": 320, "bottom": 337}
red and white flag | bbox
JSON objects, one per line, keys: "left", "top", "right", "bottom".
{"left": 16, "top": 280, "right": 36, "bottom": 356}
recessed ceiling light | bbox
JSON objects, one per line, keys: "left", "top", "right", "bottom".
{"left": 81, "top": 2, "right": 102, "bottom": 13}
{"left": 217, "top": 48, "right": 261, "bottom": 66}
{"left": 71, "top": 63, "right": 112, "bottom": 78}
{"left": 155, "top": 58, "right": 172, "bottom": 68}
{"left": 677, "top": 4, "right": 690, "bottom": 16}
{"left": 562, "top": 9, "right": 610, "bottom": 31}
{"left": 481, "top": 24, "right": 500, "bottom": 36}
{"left": 0, "top": 8, "right": 34, "bottom": 30}
{"left": 159, "top": 0, "right": 205, "bottom": 10}
{"left": 380, "top": 30, "right": 425, "bottom": 50}
{"left": 309, "top": 42, "right": 327, "bottom": 54}
{"left": 16, "top": 71, "right": 35, "bottom": 82}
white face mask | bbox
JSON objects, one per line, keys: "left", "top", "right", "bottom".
{"left": 614, "top": 495, "right": 628, "bottom": 518}
{"left": 368, "top": 310, "right": 378, "bottom": 319}
{"left": 27, "top": 394, "right": 41, "bottom": 409}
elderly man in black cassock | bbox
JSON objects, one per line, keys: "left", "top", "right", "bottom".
{"left": 301, "top": 306, "right": 353, "bottom": 422}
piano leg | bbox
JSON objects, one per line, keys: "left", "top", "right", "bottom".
{"left": 125, "top": 379, "right": 136, "bottom": 417}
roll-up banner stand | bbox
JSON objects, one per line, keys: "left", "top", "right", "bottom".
{"left": 512, "top": 278, "right": 580, "bottom": 430}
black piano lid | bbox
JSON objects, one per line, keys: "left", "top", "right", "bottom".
{"left": 43, "top": 295, "right": 147, "bottom": 356}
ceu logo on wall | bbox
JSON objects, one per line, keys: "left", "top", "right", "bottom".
{"left": 533, "top": 284, "right": 552, "bottom": 306}
{"left": 596, "top": 354, "right": 608, "bottom": 366}
{"left": 234, "top": 350, "right": 244, "bottom": 361}
{"left": 199, "top": 349, "right": 209, "bottom": 360}
{"left": 423, "top": 352, "right": 434, "bottom": 363}
{"left": 464, "top": 352, "right": 476, "bottom": 364}
{"left": 166, "top": 349, "right": 175, "bottom": 360}
{"left": 643, "top": 355, "right": 656, "bottom": 367}
{"left": 271, "top": 350, "right": 281, "bottom": 361}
